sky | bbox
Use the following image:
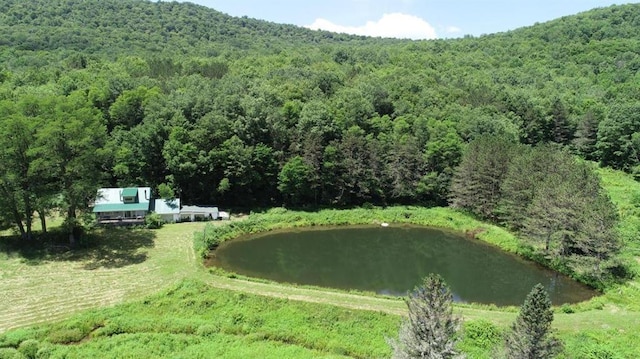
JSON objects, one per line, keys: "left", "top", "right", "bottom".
{"left": 174, "top": 0, "right": 633, "bottom": 40}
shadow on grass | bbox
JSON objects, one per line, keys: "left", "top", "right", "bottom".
{"left": 0, "top": 228, "right": 156, "bottom": 269}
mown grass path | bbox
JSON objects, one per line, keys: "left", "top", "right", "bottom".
{"left": 205, "top": 275, "right": 640, "bottom": 332}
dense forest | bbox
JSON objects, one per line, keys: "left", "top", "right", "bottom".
{"left": 0, "top": 0, "right": 639, "bottom": 252}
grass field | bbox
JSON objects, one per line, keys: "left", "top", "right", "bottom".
{"left": 1, "top": 169, "right": 639, "bottom": 357}
{"left": 2, "top": 214, "right": 640, "bottom": 357}
{"left": 0, "top": 222, "right": 208, "bottom": 333}
{"left": 0, "top": 280, "right": 404, "bottom": 358}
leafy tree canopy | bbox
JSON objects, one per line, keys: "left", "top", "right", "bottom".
{"left": 0, "top": 0, "right": 638, "bottom": 248}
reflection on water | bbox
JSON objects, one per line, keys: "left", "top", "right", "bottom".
{"left": 209, "top": 225, "right": 596, "bottom": 306}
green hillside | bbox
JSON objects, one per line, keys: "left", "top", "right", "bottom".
{"left": 1, "top": 0, "right": 638, "bottom": 210}
{"left": 0, "top": 0, "right": 375, "bottom": 58}
{"left": 1, "top": 1, "right": 640, "bottom": 357}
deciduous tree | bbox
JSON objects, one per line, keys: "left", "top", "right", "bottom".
{"left": 0, "top": 114, "right": 37, "bottom": 238}
{"left": 596, "top": 102, "right": 640, "bottom": 171}
{"left": 32, "top": 92, "right": 107, "bottom": 246}
{"left": 278, "top": 156, "right": 314, "bottom": 206}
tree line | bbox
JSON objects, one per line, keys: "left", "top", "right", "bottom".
{"left": 449, "top": 136, "right": 622, "bottom": 285}
{"left": 0, "top": 0, "right": 639, "bottom": 251}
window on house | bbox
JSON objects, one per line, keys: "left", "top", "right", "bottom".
{"left": 121, "top": 188, "right": 138, "bottom": 203}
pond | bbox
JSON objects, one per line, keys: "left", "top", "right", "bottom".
{"left": 208, "top": 225, "right": 597, "bottom": 306}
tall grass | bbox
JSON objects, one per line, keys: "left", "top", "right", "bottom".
{"left": 598, "top": 167, "right": 640, "bottom": 262}
{"left": 596, "top": 167, "right": 640, "bottom": 309}
{"left": 0, "top": 280, "right": 399, "bottom": 358}
{"left": 2, "top": 278, "right": 638, "bottom": 358}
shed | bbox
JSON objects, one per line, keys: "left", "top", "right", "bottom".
{"left": 152, "top": 198, "right": 181, "bottom": 223}
{"left": 180, "top": 205, "right": 219, "bottom": 222}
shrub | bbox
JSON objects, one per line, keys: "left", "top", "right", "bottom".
{"left": 0, "top": 348, "right": 20, "bottom": 359}
{"left": 574, "top": 344, "right": 623, "bottom": 359}
{"left": 47, "top": 328, "right": 85, "bottom": 344}
{"left": 564, "top": 332, "right": 626, "bottom": 359}
{"left": 196, "top": 324, "right": 221, "bottom": 337}
{"left": 560, "top": 304, "right": 575, "bottom": 314}
{"left": 17, "top": 340, "right": 39, "bottom": 359}
{"left": 0, "top": 329, "right": 39, "bottom": 348}
{"left": 462, "top": 320, "right": 502, "bottom": 350}
{"left": 35, "top": 345, "right": 53, "bottom": 359}
{"left": 266, "top": 207, "right": 288, "bottom": 215}
{"left": 144, "top": 212, "right": 164, "bottom": 229}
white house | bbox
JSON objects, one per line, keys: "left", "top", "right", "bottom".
{"left": 93, "top": 187, "right": 152, "bottom": 224}
{"left": 93, "top": 187, "right": 225, "bottom": 224}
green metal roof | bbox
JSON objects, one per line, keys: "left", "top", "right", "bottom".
{"left": 93, "top": 203, "right": 149, "bottom": 213}
{"left": 121, "top": 188, "right": 138, "bottom": 197}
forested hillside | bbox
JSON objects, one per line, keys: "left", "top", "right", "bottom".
{"left": 1, "top": 0, "right": 639, "bottom": 238}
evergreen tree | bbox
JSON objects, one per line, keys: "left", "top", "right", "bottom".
{"left": 548, "top": 98, "right": 574, "bottom": 145}
{"left": 449, "top": 136, "right": 518, "bottom": 220}
{"left": 520, "top": 159, "right": 620, "bottom": 279}
{"left": 504, "top": 284, "right": 563, "bottom": 359}
{"left": 497, "top": 145, "right": 559, "bottom": 230}
{"left": 388, "top": 274, "right": 465, "bottom": 359}
{"left": 385, "top": 135, "right": 424, "bottom": 202}
{"left": 572, "top": 106, "right": 603, "bottom": 161}
{"left": 567, "top": 183, "right": 621, "bottom": 281}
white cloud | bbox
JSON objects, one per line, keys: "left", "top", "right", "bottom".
{"left": 445, "top": 26, "right": 462, "bottom": 34}
{"left": 306, "top": 13, "right": 437, "bottom": 40}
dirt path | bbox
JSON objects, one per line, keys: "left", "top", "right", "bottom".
{"left": 205, "top": 275, "right": 521, "bottom": 324}
{"left": 204, "top": 273, "right": 640, "bottom": 333}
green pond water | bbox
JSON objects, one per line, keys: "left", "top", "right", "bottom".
{"left": 209, "top": 226, "right": 596, "bottom": 306}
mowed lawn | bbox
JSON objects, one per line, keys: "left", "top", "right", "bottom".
{"left": 0, "top": 222, "right": 208, "bottom": 333}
